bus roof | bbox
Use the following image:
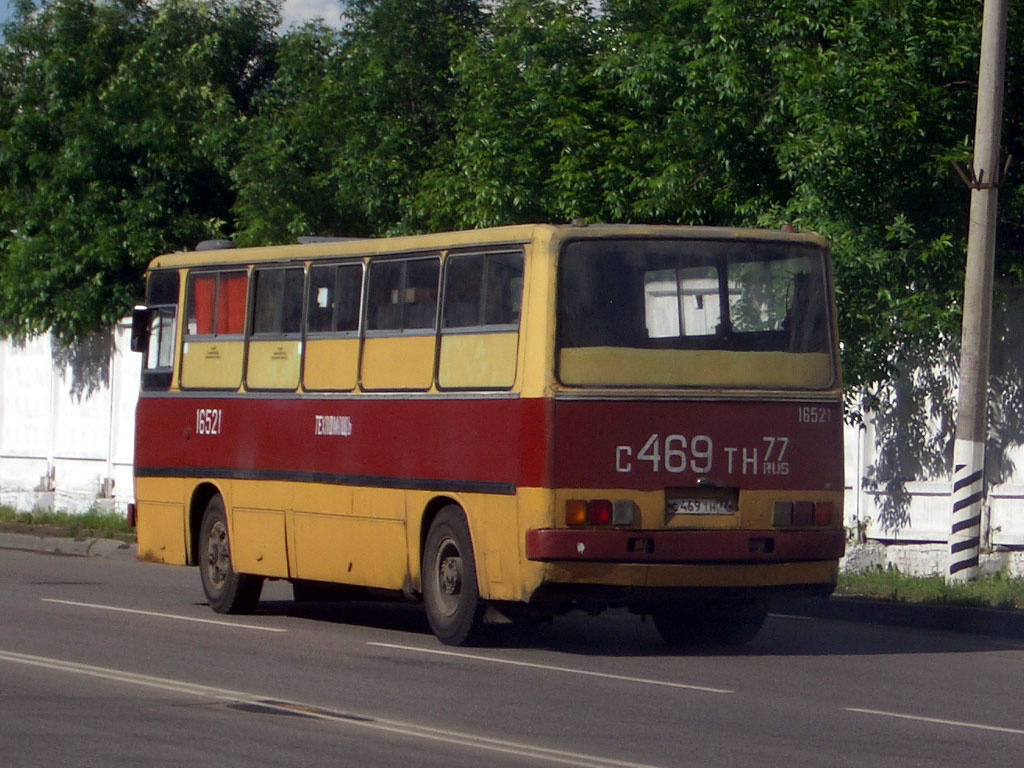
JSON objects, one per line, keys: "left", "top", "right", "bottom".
{"left": 146, "top": 223, "right": 829, "bottom": 270}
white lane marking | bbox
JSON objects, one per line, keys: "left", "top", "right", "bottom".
{"left": 0, "top": 648, "right": 255, "bottom": 699}
{"left": 767, "top": 613, "right": 815, "bottom": 621}
{"left": 41, "top": 599, "right": 286, "bottom": 633}
{"left": 368, "top": 642, "right": 734, "bottom": 694}
{"left": 0, "top": 648, "right": 666, "bottom": 768}
{"left": 847, "top": 708, "right": 1024, "bottom": 736}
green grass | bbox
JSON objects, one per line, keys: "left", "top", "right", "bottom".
{"left": 837, "top": 569, "right": 1024, "bottom": 611}
{"left": 0, "top": 505, "right": 135, "bottom": 543}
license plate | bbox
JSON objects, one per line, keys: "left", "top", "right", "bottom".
{"left": 667, "top": 497, "right": 736, "bottom": 515}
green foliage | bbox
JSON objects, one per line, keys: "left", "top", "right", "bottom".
{"left": 233, "top": 0, "right": 484, "bottom": 243}
{"left": 0, "top": 0, "right": 280, "bottom": 342}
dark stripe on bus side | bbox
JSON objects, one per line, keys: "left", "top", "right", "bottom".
{"left": 134, "top": 466, "right": 516, "bottom": 496}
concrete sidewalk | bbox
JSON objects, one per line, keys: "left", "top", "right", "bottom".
{"left": 0, "top": 531, "right": 137, "bottom": 559}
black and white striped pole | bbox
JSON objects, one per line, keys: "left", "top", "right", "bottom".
{"left": 948, "top": 0, "right": 1007, "bottom": 583}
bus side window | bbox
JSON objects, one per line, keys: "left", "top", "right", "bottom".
{"left": 438, "top": 249, "right": 524, "bottom": 390}
{"left": 181, "top": 269, "right": 249, "bottom": 390}
{"left": 442, "top": 250, "right": 524, "bottom": 330}
{"left": 362, "top": 255, "right": 440, "bottom": 391}
{"left": 246, "top": 265, "right": 304, "bottom": 391}
{"left": 186, "top": 270, "right": 248, "bottom": 338}
{"left": 307, "top": 263, "right": 362, "bottom": 334}
{"left": 139, "top": 269, "right": 180, "bottom": 391}
{"left": 366, "top": 257, "right": 440, "bottom": 333}
{"left": 251, "top": 266, "right": 304, "bottom": 336}
{"left": 303, "top": 262, "right": 364, "bottom": 391}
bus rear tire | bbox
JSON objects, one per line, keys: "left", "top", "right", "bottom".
{"left": 422, "top": 506, "right": 486, "bottom": 646}
{"left": 652, "top": 600, "right": 767, "bottom": 647}
{"left": 198, "top": 496, "right": 263, "bottom": 614}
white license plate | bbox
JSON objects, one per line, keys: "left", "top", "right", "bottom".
{"left": 667, "top": 497, "right": 736, "bottom": 515}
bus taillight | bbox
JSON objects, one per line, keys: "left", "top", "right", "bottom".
{"left": 813, "top": 502, "right": 835, "bottom": 526}
{"left": 772, "top": 501, "right": 835, "bottom": 527}
{"left": 566, "top": 500, "right": 588, "bottom": 525}
{"left": 566, "top": 499, "right": 636, "bottom": 526}
{"left": 588, "top": 500, "right": 612, "bottom": 525}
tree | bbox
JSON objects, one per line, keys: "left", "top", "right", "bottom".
{"left": 0, "top": 0, "right": 280, "bottom": 341}
{"left": 233, "top": 0, "right": 484, "bottom": 243}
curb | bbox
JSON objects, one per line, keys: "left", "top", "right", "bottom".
{"left": 0, "top": 531, "right": 137, "bottom": 559}
{"left": 772, "top": 595, "right": 1024, "bottom": 641}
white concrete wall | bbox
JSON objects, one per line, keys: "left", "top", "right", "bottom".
{"left": 0, "top": 324, "right": 139, "bottom": 516}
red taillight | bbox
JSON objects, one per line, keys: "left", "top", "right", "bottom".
{"left": 813, "top": 501, "right": 834, "bottom": 526}
{"left": 588, "top": 500, "right": 612, "bottom": 525}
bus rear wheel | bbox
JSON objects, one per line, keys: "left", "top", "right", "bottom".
{"left": 198, "top": 496, "right": 263, "bottom": 614}
{"left": 422, "top": 506, "right": 486, "bottom": 646}
{"left": 652, "top": 600, "right": 768, "bottom": 647}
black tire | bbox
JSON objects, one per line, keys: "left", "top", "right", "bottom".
{"left": 198, "top": 496, "right": 263, "bottom": 614}
{"left": 653, "top": 600, "right": 768, "bottom": 647}
{"left": 421, "top": 506, "right": 486, "bottom": 646}
{"left": 716, "top": 600, "right": 769, "bottom": 645}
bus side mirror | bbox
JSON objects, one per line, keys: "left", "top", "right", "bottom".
{"left": 130, "top": 306, "right": 152, "bottom": 353}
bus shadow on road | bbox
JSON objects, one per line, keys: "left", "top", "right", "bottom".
{"left": 246, "top": 598, "right": 1021, "bottom": 658}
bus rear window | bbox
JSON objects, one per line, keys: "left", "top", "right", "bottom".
{"left": 557, "top": 238, "right": 835, "bottom": 389}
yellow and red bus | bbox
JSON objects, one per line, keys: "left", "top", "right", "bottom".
{"left": 129, "top": 223, "right": 844, "bottom": 645}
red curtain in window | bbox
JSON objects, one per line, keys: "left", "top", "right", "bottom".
{"left": 218, "top": 272, "right": 248, "bottom": 334}
{"left": 190, "top": 275, "right": 216, "bottom": 335}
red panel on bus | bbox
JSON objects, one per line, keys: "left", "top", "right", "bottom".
{"left": 551, "top": 399, "right": 843, "bottom": 492}
{"left": 134, "top": 396, "right": 551, "bottom": 491}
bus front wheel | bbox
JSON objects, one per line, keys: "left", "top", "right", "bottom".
{"left": 198, "top": 496, "right": 263, "bottom": 614}
{"left": 422, "top": 507, "right": 486, "bottom": 646}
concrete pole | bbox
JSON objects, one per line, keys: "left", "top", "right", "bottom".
{"left": 948, "top": 0, "right": 1007, "bottom": 583}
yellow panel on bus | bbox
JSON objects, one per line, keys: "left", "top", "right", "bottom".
{"left": 303, "top": 338, "right": 360, "bottom": 391}
{"left": 246, "top": 339, "right": 302, "bottom": 390}
{"left": 135, "top": 501, "right": 187, "bottom": 564}
{"left": 438, "top": 332, "right": 518, "bottom": 389}
{"left": 361, "top": 336, "right": 436, "bottom": 390}
{"left": 291, "top": 512, "right": 408, "bottom": 589}
{"left": 559, "top": 347, "right": 834, "bottom": 389}
{"left": 230, "top": 508, "right": 289, "bottom": 578}
{"left": 180, "top": 340, "right": 245, "bottom": 389}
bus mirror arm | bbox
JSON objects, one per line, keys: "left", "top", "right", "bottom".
{"left": 130, "top": 306, "right": 152, "bottom": 353}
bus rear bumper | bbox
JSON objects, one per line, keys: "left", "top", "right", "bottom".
{"left": 525, "top": 528, "right": 845, "bottom": 564}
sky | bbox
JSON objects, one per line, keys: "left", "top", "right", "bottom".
{"left": 0, "top": 1, "right": 347, "bottom": 32}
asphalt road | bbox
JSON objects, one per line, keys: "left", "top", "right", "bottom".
{"left": 1, "top": 548, "right": 1022, "bottom": 768}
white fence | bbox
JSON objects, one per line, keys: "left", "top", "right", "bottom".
{"left": 1, "top": 328, "right": 1022, "bottom": 550}
{"left": 0, "top": 325, "right": 139, "bottom": 516}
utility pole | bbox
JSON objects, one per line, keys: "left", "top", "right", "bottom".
{"left": 948, "top": 0, "right": 1008, "bottom": 583}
